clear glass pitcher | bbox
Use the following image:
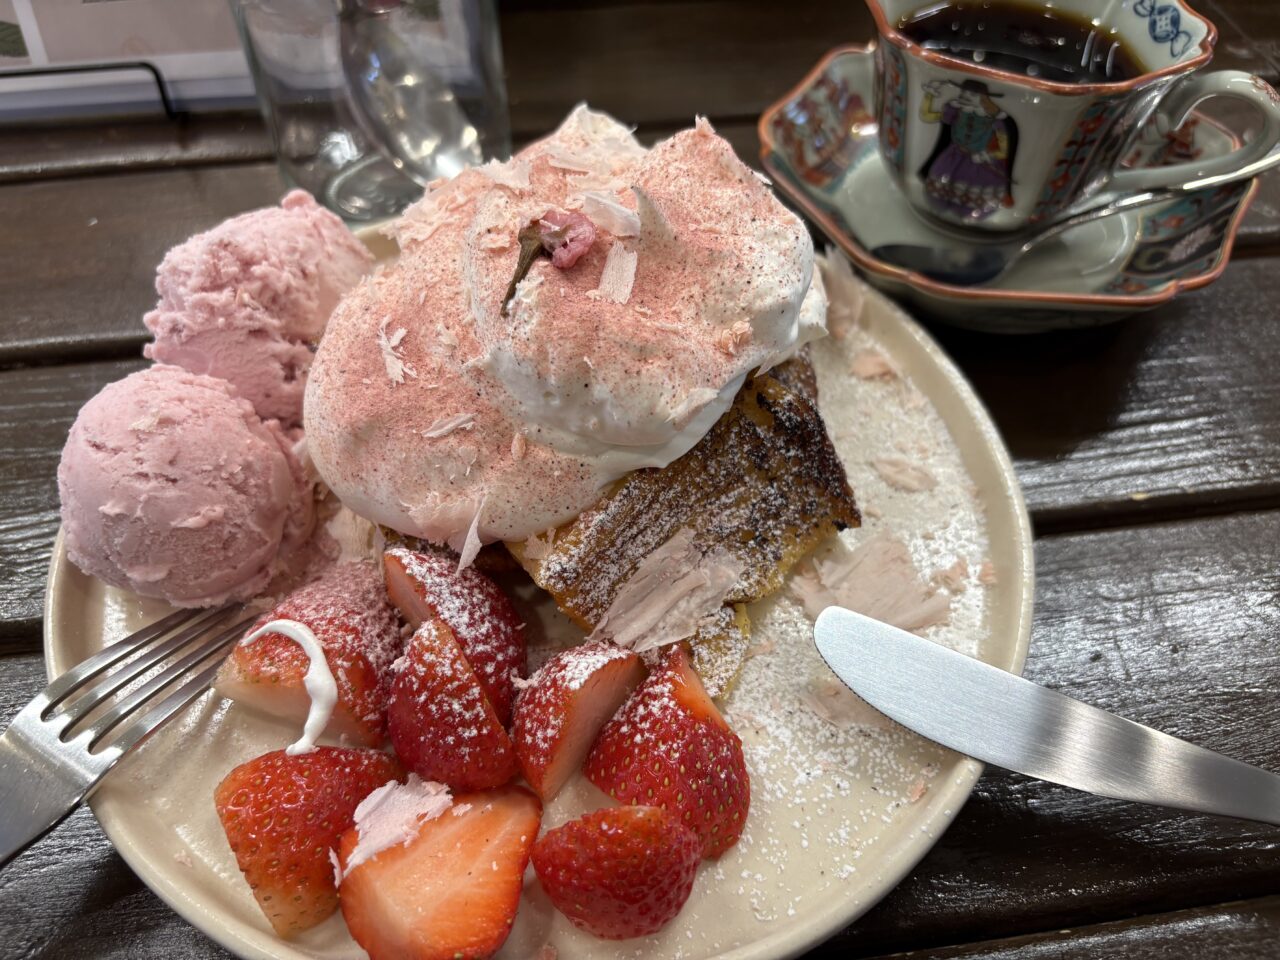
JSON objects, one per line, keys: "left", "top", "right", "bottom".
{"left": 231, "top": 0, "right": 510, "bottom": 222}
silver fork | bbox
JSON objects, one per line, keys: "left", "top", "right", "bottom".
{"left": 0, "top": 604, "right": 256, "bottom": 868}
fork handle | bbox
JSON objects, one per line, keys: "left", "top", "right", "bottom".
{"left": 0, "top": 712, "right": 97, "bottom": 869}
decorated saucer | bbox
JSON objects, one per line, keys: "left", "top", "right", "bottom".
{"left": 759, "top": 45, "right": 1258, "bottom": 333}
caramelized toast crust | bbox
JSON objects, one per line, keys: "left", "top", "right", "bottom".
{"left": 509, "top": 353, "right": 859, "bottom": 693}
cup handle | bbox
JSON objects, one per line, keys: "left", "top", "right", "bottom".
{"left": 1108, "top": 71, "right": 1280, "bottom": 195}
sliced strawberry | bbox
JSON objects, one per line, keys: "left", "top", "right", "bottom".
{"left": 584, "top": 644, "right": 750, "bottom": 858}
{"left": 387, "top": 618, "right": 520, "bottom": 790}
{"left": 511, "top": 642, "right": 645, "bottom": 800}
{"left": 531, "top": 805, "right": 700, "bottom": 939}
{"left": 215, "top": 561, "right": 404, "bottom": 746}
{"left": 338, "top": 784, "right": 541, "bottom": 960}
{"left": 383, "top": 546, "right": 526, "bottom": 725}
{"left": 213, "top": 747, "right": 402, "bottom": 937}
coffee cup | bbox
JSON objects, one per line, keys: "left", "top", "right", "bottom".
{"left": 865, "top": 0, "right": 1280, "bottom": 232}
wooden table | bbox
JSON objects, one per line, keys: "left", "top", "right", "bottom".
{"left": 3, "top": 1, "right": 1280, "bottom": 957}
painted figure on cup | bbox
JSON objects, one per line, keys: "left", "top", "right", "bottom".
{"left": 917, "top": 79, "right": 1019, "bottom": 222}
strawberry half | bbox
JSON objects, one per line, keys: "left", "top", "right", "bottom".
{"left": 338, "top": 784, "right": 542, "bottom": 960}
{"left": 511, "top": 642, "right": 645, "bottom": 800}
{"left": 383, "top": 546, "right": 526, "bottom": 725}
{"left": 215, "top": 561, "right": 404, "bottom": 746}
{"left": 531, "top": 805, "right": 701, "bottom": 939}
{"left": 584, "top": 644, "right": 750, "bottom": 858}
{"left": 387, "top": 618, "right": 520, "bottom": 790}
{"left": 213, "top": 747, "right": 402, "bottom": 937}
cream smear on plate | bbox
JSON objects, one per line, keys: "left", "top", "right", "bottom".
{"left": 238, "top": 618, "right": 337, "bottom": 756}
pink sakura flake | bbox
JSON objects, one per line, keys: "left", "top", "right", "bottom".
{"left": 538, "top": 210, "right": 596, "bottom": 268}
{"left": 716, "top": 320, "right": 753, "bottom": 356}
{"left": 872, "top": 456, "right": 937, "bottom": 493}
{"left": 850, "top": 348, "right": 898, "bottom": 380}
{"left": 931, "top": 557, "right": 970, "bottom": 594}
{"left": 521, "top": 527, "right": 557, "bottom": 561}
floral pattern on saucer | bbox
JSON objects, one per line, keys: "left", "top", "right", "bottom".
{"left": 1103, "top": 181, "right": 1251, "bottom": 293}
{"left": 774, "top": 72, "right": 873, "bottom": 187}
{"left": 760, "top": 46, "right": 1260, "bottom": 332}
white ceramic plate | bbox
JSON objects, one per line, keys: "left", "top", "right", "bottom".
{"left": 44, "top": 257, "right": 1033, "bottom": 960}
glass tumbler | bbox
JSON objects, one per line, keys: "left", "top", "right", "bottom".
{"left": 231, "top": 0, "right": 510, "bottom": 222}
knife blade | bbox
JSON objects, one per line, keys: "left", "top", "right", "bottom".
{"left": 813, "top": 606, "right": 1280, "bottom": 826}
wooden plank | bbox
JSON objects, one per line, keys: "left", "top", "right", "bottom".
{"left": 0, "top": 359, "right": 146, "bottom": 646}
{"left": 1235, "top": 177, "right": 1280, "bottom": 249}
{"left": 0, "top": 652, "right": 233, "bottom": 960}
{"left": 499, "top": 0, "right": 1278, "bottom": 135}
{"left": 1199, "top": 0, "right": 1280, "bottom": 82}
{"left": 0, "top": 114, "right": 272, "bottom": 185}
{"left": 860, "top": 896, "right": 1280, "bottom": 959}
{"left": 0, "top": 164, "right": 285, "bottom": 365}
{"left": 7, "top": 509, "right": 1280, "bottom": 955}
{"left": 500, "top": 0, "right": 865, "bottom": 134}
{"left": 822, "top": 508, "right": 1280, "bottom": 956}
{"left": 929, "top": 255, "right": 1280, "bottom": 532}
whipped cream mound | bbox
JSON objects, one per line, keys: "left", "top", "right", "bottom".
{"left": 340, "top": 774, "right": 452, "bottom": 879}
{"left": 305, "top": 105, "right": 826, "bottom": 548}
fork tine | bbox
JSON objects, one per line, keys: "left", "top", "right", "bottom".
{"left": 95, "top": 657, "right": 236, "bottom": 763}
{"left": 84, "top": 616, "right": 255, "bottom": 751}
{"left": 42, "top": 606, "right": 229, "bottom": 711}
{"left": 57, "top": 606, "right": 243, "bottom": 728}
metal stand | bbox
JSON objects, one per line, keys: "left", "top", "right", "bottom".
{"left": 0, "top": 61, "right": 183, "bottom": 119}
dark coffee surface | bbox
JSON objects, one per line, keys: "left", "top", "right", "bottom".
{"left": 897, "top": 0, "right": 1145, "bottom": 83}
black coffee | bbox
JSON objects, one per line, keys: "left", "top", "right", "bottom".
{"left": 897, "top": 1, "right": 1145, "bottom": 83}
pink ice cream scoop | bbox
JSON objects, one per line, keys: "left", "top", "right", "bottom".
{"left": 143, "top": 190, "right": 373, "bottom": 426}
{"left": 58, "top": 364, "right": 314, "bottom": 607}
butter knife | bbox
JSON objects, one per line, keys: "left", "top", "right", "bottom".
{"left": 813, "top": 606, "right": 1280, "bottom": 826}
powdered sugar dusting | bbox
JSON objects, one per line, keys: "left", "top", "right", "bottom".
{"left": 512, "top": 641, "right": 637, "bottom": 762}
{"left": 383, "top": 544, "right": 525, "bottom": 712}
{"left": 266, "top": 561, "right": 404, "bottom": 680}
{"left": 223, "top": 561, "right": 404, "bottom": 737}
{"left": 87, "top": 260, "right": 1024, "bottom": 960}
{"left": 496, "top": 260, "right": 1010, "bottom": 959}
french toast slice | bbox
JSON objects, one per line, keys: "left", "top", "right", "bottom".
{"left": 509, "top": 352, "right": 859, "bottom": 694}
